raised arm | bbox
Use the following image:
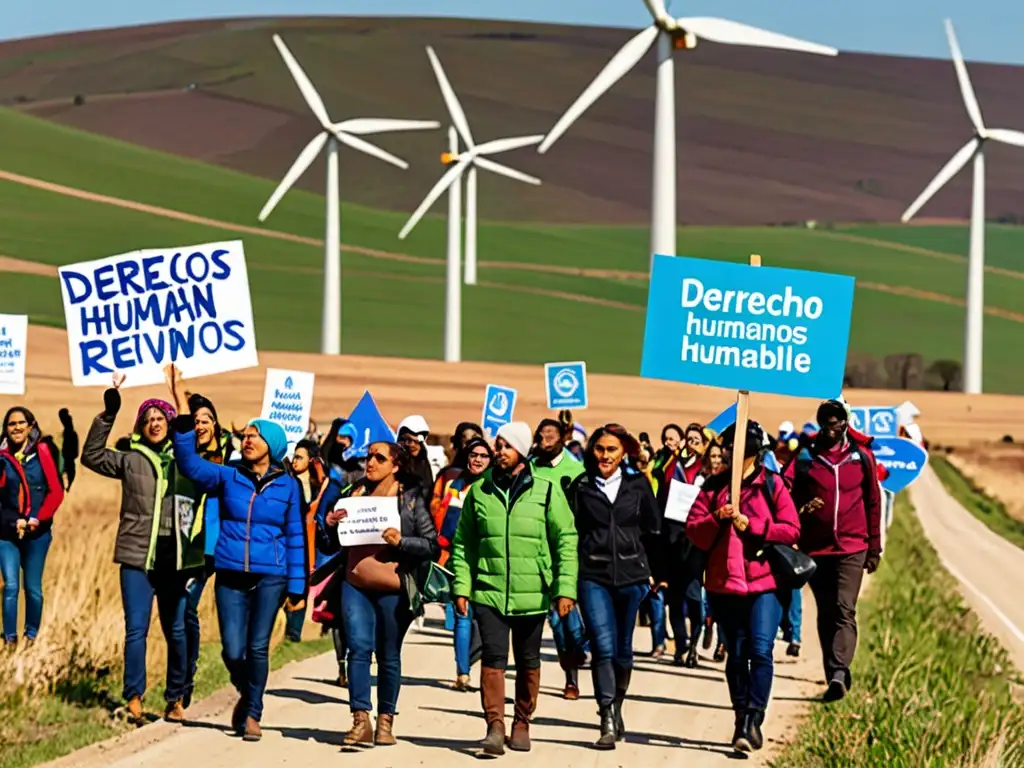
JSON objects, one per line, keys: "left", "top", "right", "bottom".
{"left": 80, "top": 388, "right": 128, "bottom": 479}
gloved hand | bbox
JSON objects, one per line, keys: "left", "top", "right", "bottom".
{"left": 864, "top": 550, "right": 881, "bottom": 574}
{"left": 102, "top": 388, "right": 122, "bottom": 418}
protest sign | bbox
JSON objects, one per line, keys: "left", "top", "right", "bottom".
{"left": 872, "top": 437, "right": 928, "bottom": 493}
{"left": 849, "top": 406, "right": 899, "bottom": 438}
{"left": 482, "top": 384, "right": 517, "bottom": 439}
{"left": 545, "top": 361, "right": 589, "bottom": 409}
{"left": 58, "top": 240, "right": 258, "bottom": 387}
{"left": 345, "top": 391, "right": 396, "bottom": 460}
{"left": 260, "top": 369, "right": 315, "bottom": 456}
{"left": 641, "top": 254, "right": 855, "bottom": 400}
{"left": 334, "top": 496, "right": 401, "bottom": 547}
{"left": 0, "top": 314, "right": 28, "bottom": 396}
{"left": 664, "top": 475, "right": 704, "bottom": 523}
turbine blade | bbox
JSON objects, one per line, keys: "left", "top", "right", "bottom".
{"left": 901, "top": 138, "right": 979, "bottom": 222}
{"left": 987, "top": 128, "right": 1024, "bottom": 148}
{"left": 258, "top": 132, "right": 329, "bottom": 221}
{"left": 642, "top": 0, "right": 670, "bottom": 23}
{"left": 945, "top": 20, "right": 985, "bottom": 134}
{"left": 334, "top": 118, "right": 441, "bottom": 135}
{"left": 334, "top": 131, "right": 409, "bottom": 170}
{"left": 538, "top": 25, "right": 660, "bottom": 154}
{"left": 273, "top": 34, "right": 332, "bottom": 127}
{"left": 676, "top": 17, "right": 838, "bottom": 56}
{"left": 426, "top": 46, "right": 475, "bottom": 148}
{"left": 475, "top": 157, "right": 542, "bottom": 185}
{"left": 474, "top": 135, "right": 544, "bottom": 156}
{"left": 399, "top": 160, "right": 471, "bottom": 239}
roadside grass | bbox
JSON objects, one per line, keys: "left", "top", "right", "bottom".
{"left": 930, "top": 455, "right": 1024, "bottom": 551}
{"left": 774, "top": 495, "right": 1024, "bottom": 767}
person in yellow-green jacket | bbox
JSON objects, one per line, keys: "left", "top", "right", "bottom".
{"left": 452, "top": 422, "right": 578, "bottom": 758}
{"left": 82, "top": 372, "right": 206, "bottom": 726}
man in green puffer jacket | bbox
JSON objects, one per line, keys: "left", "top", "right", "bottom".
{"left": 452, "top": 422, "right": 578, "bottom": 757}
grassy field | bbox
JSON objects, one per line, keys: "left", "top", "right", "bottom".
{"left": 2, "top": 107, "right": 1024, "bottom": 390}
{"left": 776, "top": 496, "right": 1024, "bottom": 766}
{"left": 931, "top": 455, "right": 1024, "bottom": 551}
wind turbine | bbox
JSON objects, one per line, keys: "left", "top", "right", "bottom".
{"left": 399, "top": 46, "right": 544, "bottom": 362}
{"left": 901, "top": 21, "right": 1024, "bottom": 395}
{"left": 259, "top": 34, "right": 440, "bottom": 355}
{"left": 538, "top": 1, "right": 837, "bottom": 272}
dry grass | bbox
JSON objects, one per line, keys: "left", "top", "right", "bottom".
{"left": 945, "top": 445, "right": 1024, "bottom": 524}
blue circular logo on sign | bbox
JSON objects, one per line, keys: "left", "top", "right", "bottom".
{"left": 488, "top": 392, "right": 510, "bottom": 416}
{"left": 553, "top": 369, "right": 579, "bottom": 398}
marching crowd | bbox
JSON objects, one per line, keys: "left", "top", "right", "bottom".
{"left": 0, "top": 366, "right": 892, "bottom": 756}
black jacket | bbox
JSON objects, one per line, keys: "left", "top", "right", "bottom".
{"left": 565, "top": 470, "right": 666, "bottom": 588}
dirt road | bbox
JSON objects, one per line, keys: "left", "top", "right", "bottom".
{"left": 41, "top": 605, "right": 823, "bottom": 768}
{"left": 910, "top": 466, "right": 1024, "bottom": 671}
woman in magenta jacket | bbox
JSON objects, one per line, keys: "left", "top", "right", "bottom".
{"left": 686, "top": 420, "right": 800, "bottom": 755}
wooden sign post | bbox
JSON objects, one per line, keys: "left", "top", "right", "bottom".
{"left": 729, "top": 254, "right": 761, "bottom": 520}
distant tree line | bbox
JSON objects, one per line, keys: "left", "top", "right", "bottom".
{"left": 844, "top": 353, "right": 963, "bottom": 391}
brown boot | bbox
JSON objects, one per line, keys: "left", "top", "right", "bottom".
{"left": 507, "top": 667, "right": 540, "bottom": 752}
{"left": 479, "top": 667, "right": 507, "bottom": 756}
{"left": 231, "top": 698, "right": 248, "bottom": 735}
{"left": 126, "top": 696, "right": 144, "bottom": 726}
{"left": 163, "top": 699, "right": 186, "bottom": 723}
{"left": 344, "top": 710, "right": 374, "bottom": 748}
{"left": 243, "top": 717, "right": 262, "bottom": 742}
{"left": 374, "top": 713, "right": 397, "bottom": 746}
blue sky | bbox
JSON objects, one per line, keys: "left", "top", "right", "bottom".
{"left": 5, "top": 1, "right": 1024, "bottom": 65}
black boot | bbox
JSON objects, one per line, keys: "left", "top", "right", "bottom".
{"left": 730, "top": 711, "right": 746, "bottom": 751}
{"left": 748, "top": 709, "right": 765, "bottom": 751}
{"left": 732, "top": 711, "right": 754, "bottom": 752}
{"left": 595, "top": 707, "right": 616, "bottom": 750}
{"left": 612, "top": 666, "right": 631, "bottom": 741}
{"left": 685, "top": 645, "right": 699, "bottom": 668}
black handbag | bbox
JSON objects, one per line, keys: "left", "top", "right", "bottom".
{"left": 761, "top": 543, "right": 817, "bottom": 589}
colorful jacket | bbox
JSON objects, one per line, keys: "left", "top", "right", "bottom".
{"left": 686, "top": 468, "right": 801, "bottom": 596}
{"left": 452, "top": 464, "right": 578, "bottom": 617}
{"left": 430, "top": 467, "right": 487, "bottom": 567}
{"left": 0, "top": 437, "right": 64, "bottom": 540}
{"left": 172, "top": 422, "right": 307, "bottom": 597}
{"left": 530, "top": 449, "right": 584, "bottom": 492}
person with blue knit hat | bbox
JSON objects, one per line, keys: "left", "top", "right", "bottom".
{"left": 172, "top": 411, "right": 307, "bottom": 742}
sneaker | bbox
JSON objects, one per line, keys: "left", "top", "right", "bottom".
{"left": 823, "top": 677, "right": 847, "bottom": 703}
{"left": 786, "top": 642, "right": 801, "bottom": 658}
{"left": 452, "top": 674, "right": 472, "bottom": 692}
{"left": 713, "top": 643, "right": 727, "bottom": 663}
{"left": 651, "top": 644, "right": 666, "bottom": 660}
{"left": 163, "top": 699, "right": 186, "bottom": 723}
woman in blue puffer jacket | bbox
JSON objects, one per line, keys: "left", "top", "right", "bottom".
{"left": 172, "top": 414, "right": 307, "bottom": 743}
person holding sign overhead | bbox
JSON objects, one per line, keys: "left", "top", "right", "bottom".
{"left": 317, "top": 441, "right": 439, "bottom": 748}
{"left": 171, "top": 414, "right": 307, "bottom": 742}
{"left": 686, "top": 420, "right": 801, "bottom": 754}
{"left": 562, "top": 424, "right": 665, "bottom": 749}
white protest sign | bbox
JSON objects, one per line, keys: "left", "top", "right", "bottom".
{"left": 58, "top": 240, "right": 258, "bottom": 387}
{"left": 0, "top": 315, "right": 28, "bottom": 396}
{"left": 664, "top": 476, "right": 704, "bottom": 524}
{"left": 260, "top": 368, "right": 315, "bottom": 455}
{"left": 335, "top": 496, "right": 401, "bottom": 548}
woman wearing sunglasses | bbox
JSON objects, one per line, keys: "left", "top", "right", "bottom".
{"left": 318, "top": 441, "right": 439, "bottom": 748}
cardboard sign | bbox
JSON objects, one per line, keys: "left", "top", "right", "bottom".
{"left": 664, "top": 476, "right": 704, "bottom": 523}
{"left": 849, "top": 406, "right": 899, "bottom": 438}
{"left": 872, "top": 437, "right": 928, "bottom": 493}
{"left": 482, "top": 384, "right": 517, "bottom": 438}
{"left": 640, "top": 255, "right": 855, "bottom": 399}
{"left": 260, "top": 368, "right": 315, "bottom": 456}
{"left": 545, "top": 361, "right": 589, "bottom": 409}
{"left": 0, "top": 314, "right": 28, "bottom": 396}
{"left": 334, "top": 496, "right": 401, "bottom": 547}
{"left": 58, "top": 240, "right": 258, "bottom": 387}
{"left": 344, "top": 391, "right": 396, "bottom": 460}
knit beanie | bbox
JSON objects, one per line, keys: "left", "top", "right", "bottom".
{"left": 247, "top": 418, "right": 289, "bottom": 464}
{"left": 135, "top": 399, "right": 176, "bottom": 433}
{"left": 496, "top": 422, "right": 533, "bottom": 459}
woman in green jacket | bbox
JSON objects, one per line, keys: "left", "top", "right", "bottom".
{"left": 452, "top": 422, "right": 578, "bottom": 758}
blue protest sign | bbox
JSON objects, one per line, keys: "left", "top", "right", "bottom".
{"left": 853, "top": 406, "right": 899, "bottom": 438}
{"left": 872, "top": 437, "right": 928, "bottom": 493}
{"left": 344, "top": 391, "right": 396, "bottom": 460}
{"left": 482, "top": 384, "right": 517, "bottom": 439}
{"left": 706, "top": 403, "right": 737, "bottom": 435}
{"left": 545, "top": 361, "right": 589, "bottom": 410}
{"left": 640, "top": 255, "right": 855, "bottom": 399}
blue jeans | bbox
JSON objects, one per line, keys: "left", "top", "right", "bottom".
{"left": 549, "top": 603, "right": 588, "bottom": 670}
{"left": 215, "top": 571, "right": 288, "bottom": 721}
{"left": 0, "top": 531, "right": 52, "bottom": 642}
{"left": 668, "top": 590, "right": 704, "bottom": 654}
{"left": 645, "top": 587, "right": 666, "bottom": 651}
{"left": 578, "top": 580, "right": 648, "bottom": 708}
{"left": 445, "top": 601, "right": 474, "bottom": 676}
{"left": 184, "top": 571, "right": 209, "bottom": 701}
{"left": 341, "top": 580, "right": 412, "bottom": 714}
{"left": 781, "top": 588, "right": 803, "bottom": 644}
{"left": 284, "top": 602, "right": 306, "bottom": 641}
{"left": 120, "top": 565, "right": 189, "bottom": 703}
{"left": 710, "top": 591, "right": 784, "bottom": 712}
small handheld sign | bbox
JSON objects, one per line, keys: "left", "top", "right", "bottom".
{"left": 850, "top": 406, "right": 899, "bottom": 438}
{"left": 872, "top": 437, "right": 928, "bottom": 493}
{"left": 544, "top": 361, "right": 588, "bottom": 410}
{"left": 0, "top": 314, "right": 28, "bottom": 396}
{"left": 482, "top": 384, "right": 517, "bottom": 439}
{"left": 260, "top": 368, "right": 315, "bottom": 457}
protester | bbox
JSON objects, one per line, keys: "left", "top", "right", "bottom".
{"left": 321, "top": 418, "right": 364, "bottom": 487}
{"left": 564, "top": 424, "right": 665, "bottom": 748}
{"left": 686, "top": 420, "right": 801, "bottom": 753}
{"left": 283, "top": 439, "right": 330, "bottom": 642}
{"left": 305, "top": 419, "right": 324, "bottom": 445}
{"left": 792, "top": 399, "right": 882, "bottom": 702}
{"left": 397, "top": 416, "right": 436, "bottom": 499}
{"left": 57, "top": 408, "right": 79, "bottom": 492}
{"left": 452, "top": 422, "right": 578, "bottom": 756}
{"left": 431, "top": 436, "right": 493, "bottom": 690}
{"left": 773, "top": 423, "right": 803, "bottom": 658}
{"left": 0, "top": 407, "right": 64, "bottom": 647}
{"left": 318, "top": 441, "right": 438, "bottom": 747}
{"left": 82, "top": 373, "right": 203, "bottom": 724}
{"left": 700, "top": 441, "right": 727, "bottom": 663}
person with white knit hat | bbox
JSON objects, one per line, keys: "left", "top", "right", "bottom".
{"left": 451, "top": 421, "right": 579, "bottom": 757}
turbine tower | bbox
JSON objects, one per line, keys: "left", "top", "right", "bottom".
{"left": 901, "top": 20, "right": 1024, "bottom": 394}
{"left": 259, "top": 34, "right": 440, "bottom": 355}
{"left": 538, "top": 1, "right": 837, "bottom": 272}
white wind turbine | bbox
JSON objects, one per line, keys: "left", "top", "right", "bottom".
{"left": 538, "top": 1, "right": 837, "bottom": 272}
{"left": 399, "top": 46, "right": 544, "bottom": 363}
{"left": 901, "top": 20, "right": 1024, "bottom": 395}
{"left": 259, "top": 34, "right": 440, "bottom": 355}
